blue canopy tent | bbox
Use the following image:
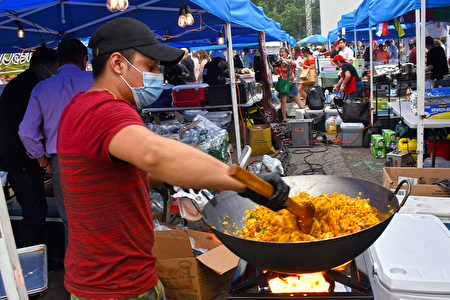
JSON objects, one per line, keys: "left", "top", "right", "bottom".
{"left": 328, "top": 28, "right": 339, "bottom": 42}
{"left": 0, "top": 0, "right": 295, "bottom": 160}
{"left": 297, "top": 34, "right": 328, "bottom": 44}
{"left": 0, "top": 0, "right": 288, "bottom": 52}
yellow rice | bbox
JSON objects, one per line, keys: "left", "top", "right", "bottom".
{"left": 235, "top": 192, "right": 385, "bottom": 242}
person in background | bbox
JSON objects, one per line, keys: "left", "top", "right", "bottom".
{"left": 312, "top": 45, "right": 321, "bottom": 59}
{"left": 338, "top": 38, "right": 354, "bottom": 64}
{"left": 57, "top": 17, "right": 289, "bottom": 299}
{"left": 398, "top": 42, "right": 407, "bottom": 63}
{"left": 234, "top": 54, "right": 244, "bottom": 70}
{"left": 179, "top": 48, "right": 196, "bottom": 83}
{"left": 196, "top": 49, "right": 209, "bottom": 83}
{"left": 357, "top": 41, "right": 365, "bottom": 57}
{"left": 203, "top": 51, "right": 228, "bottom": 85}
{"left": 385, "top": 40, "right": 398, "bottom": 64}
{"left": 332, "top": 54, "right": 363, "bottom": 99}
{"left": 439, "top": 38, "right": 446, "bottom": 52}
{"left": 293, "top": 46, "right": 304, "bottom": 83}
{"left": 19, "top": 39, "right": 93, "bottom": 248}
{"left": 330, "top": 41, "right": 340, "bottom": 60}
{"left": 376, "top": 44, "right": 390, "bottom": 64}
{"left": 297, "top": 47, "right": 316, "bottom": 105}
{"left": 0, "top": 46, "right": 58, "bottom": 248}
{"left": 425, "top": 36, "right": 449, "bottom": 80}
{"left": 408, "top": 43, "right": 416, "bottom": 64}
{"left": 192, "top": 51, "right": 200, "bottom": 80}
{"left": 273, "top": 47, "right": 305, "bottom": 122}
{"left": 243, "top": 47, "right": 254, "bottom": 69}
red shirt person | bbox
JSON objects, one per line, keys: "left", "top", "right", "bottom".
{"left": 57, "top": 17, "right": 290, "bottom": 299}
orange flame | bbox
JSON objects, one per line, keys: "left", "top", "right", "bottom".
{"left": 331, "top": 260, "right": 352, "bottom": 271}
{"left": 268, "top": 272, "right": 330, "bottom": 293}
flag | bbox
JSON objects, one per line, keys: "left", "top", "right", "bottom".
{"left": 393, "top": 18, "right": 405, "bottom": 37}
{"left": 382, "top": 22, "right": 389, "bottom": 36}
{"left": 376, "top": 23, "right": 383, "bottom": 37}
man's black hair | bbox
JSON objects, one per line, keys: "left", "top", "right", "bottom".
{"left": 338, "top": 38, "right": 346, "bottom": 43}
{"left": 29, "top": 45, "right": 58, "bottom": 67}
{"left": 385, "top": 39, "right": 391, "bottom": 45}
{"left": 58, "top": 38, "right": 88, "bottom": 65}
{"left": 425, "top": 36, "right": 435, "bottom": 47}
{"left": 243, "top": 48, "right": 249, "bottom": 52}
{"left": 91, "top": 48, "right": 136, "bottom": 79}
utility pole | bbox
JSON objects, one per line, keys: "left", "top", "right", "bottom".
{"left": 305, "top": 0, "right": 312, "bottom": 36}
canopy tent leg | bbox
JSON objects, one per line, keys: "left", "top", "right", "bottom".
{"left": 0, "top": 183, "right": 28, "bottom": 299}
{"left": 369, "top": 26, "right": 374, "bottom": 126}
{"left": 415, "top": 5, "right": 426, "bottom": 168}
{"left": 225, "top": 22, "right": 242, "bottom": 159}
{"left": 354, "top": 27, "right": 358, "bottom": 69}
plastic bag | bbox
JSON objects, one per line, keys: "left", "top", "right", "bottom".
{"left": 262, "top": 155, "right": 284, "bottom": 175}
{"left": 153, "top": 220, "right": 172, "bottom": 231}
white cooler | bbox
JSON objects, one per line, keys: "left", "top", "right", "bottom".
{"left": 357, "top": 214, "right": 450, "bottom": 300}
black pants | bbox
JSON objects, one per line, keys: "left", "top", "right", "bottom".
{"left": 6, "top": 160, "right": 47, "bottom": 248}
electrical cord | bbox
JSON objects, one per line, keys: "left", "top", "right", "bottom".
{"left": 292, "top": 144, "right": 329, "bottom": 175}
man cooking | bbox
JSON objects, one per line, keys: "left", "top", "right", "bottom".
{"left": 332, "top": 55, "right": 363, "bottom": 99}
{"left": 57, "top": 17, "right": 289, "bottom": 300}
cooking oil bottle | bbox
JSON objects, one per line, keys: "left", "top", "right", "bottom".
{"left": 326, "top": 116, "right": 337, "bottom": 134}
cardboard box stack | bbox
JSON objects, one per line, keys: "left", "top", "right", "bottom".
{"left": 370, "top": 134, "right": 386, "bottom": 158}
{"left": 152, "top": 226, "right": 239, "bottom": 300}
{"left": 382, "top": 129, "right": 397, "bottom": 151}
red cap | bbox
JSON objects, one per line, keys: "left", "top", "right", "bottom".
{"left": 333, "top": 55, "right": 346, "bottom": 62}
{"left": 333, "top": 41, "right": 339, "bottom": 46}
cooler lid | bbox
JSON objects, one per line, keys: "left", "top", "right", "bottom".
{"left": 173, "top": 83, "right": 209, "bottom": 90}
{"left": 369, "top": 214, "right": 450, "bottom": 294}
{"left": 340, "top": 122, "right": 364, "bottom": 129}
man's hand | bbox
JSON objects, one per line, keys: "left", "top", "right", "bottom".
{"left": 37, "top": 156, "right": 50, "bottom": 173}
{"left": 333, "top": 85, "right": 340, "bottom": 93}
{"left": 238, "top": 172, "right": 289, "bottom": 211}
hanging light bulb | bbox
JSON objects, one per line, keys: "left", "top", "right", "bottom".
{"left": 217, "top": 30, "right": 224, "bottom": 45}
{"left": 184, "top": 5, "right": 194, "bottom": 26}
{"left": 178, "top": 7, "right": 187, "bottom": 28}
{"left": 15, "top": 20, "right": 24, "bottom": 39}
{"left": 117, "top": 0, "right": 129, "bottom": 11}
{"left": 106, "top": 0, "right": 128, "bottom": 12}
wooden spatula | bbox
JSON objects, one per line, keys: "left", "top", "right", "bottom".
{"left": 229, "top": 164, "right": 315, "bottom": 233}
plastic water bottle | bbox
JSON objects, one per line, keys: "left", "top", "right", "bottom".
{"left": 324, "top": 89, "right": 330, "bottom": 104}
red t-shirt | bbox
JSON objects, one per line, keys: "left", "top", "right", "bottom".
{"left": 57, "top": 91, "right": 157, "bottom": 299}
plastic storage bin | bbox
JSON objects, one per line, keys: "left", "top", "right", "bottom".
{"left": 341, "top": 122, "right": 364, "bottom": 147}
{"left": 172, "top": 83, "right": 208, "bottom": 107}
{"left": 207, "top": 83, "right": 247, "bottom": 106}
{"left": 0, "top": 244, "right": 47, "bottom": 298}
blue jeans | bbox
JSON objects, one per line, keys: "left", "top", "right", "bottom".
{"left": 7, "top": 160, "right": 47, "bottom": 247}
{"left": 348, "top": 81, "right": 364, "bottom": 99}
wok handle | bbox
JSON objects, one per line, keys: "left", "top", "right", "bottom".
{"left": 229, "top": 164, "right": 274, "bottom": 198}
{"left": 393, "top": 179, "right": 411, "bottom": 207}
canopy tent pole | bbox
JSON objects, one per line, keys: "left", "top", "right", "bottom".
{"left": 0, "top": 186, "right": 28, "bottom": 300}
{"left": 225, "top": 22, "right": 242, "bottom": 159}
{"left": 447, "top": 25, "right": 450, "bottom": 66}
{"left": 416, "top": 1, "right": 426, "bottom": 168}
{"left": 354, "top": 27, "right": 358, "bottom": 69}
{"left": 369, "top": 26, "right": 374, "bottom": 126}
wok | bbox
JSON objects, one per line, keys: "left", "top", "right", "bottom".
{"left": 202, "top": 175, "right": 410, "bottom": 273}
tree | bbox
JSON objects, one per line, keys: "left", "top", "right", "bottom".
{"left": 250, "top": 0, "right": 321, "bottom": 40}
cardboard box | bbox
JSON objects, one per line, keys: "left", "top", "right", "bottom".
{"left": 382, "top": 167, "right": 450, "bottom": 197}
{"left": 153, "top": 226, "right": 239, "bottom": 300}
{"left": 370, "top": 143, "right": 386, "bottom": 158}
{"left": 371, "top": 134, "right": 386, "bottom": 148}
{"left": 381, "top": 129, "right": 397, "bottom": 144}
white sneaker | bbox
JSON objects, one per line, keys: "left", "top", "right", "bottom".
{"left": 269, "top": 98, "right": 281, "bottom": 110}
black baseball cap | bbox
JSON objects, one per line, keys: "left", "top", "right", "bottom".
{"left": 88, "top": 17, "right": 184, "bottom": 66}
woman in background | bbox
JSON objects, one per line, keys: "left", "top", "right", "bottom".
{"left": 273, "top": 47, "right": 305, "bottom": 122}
{"left": 197, "top": 49, "right": 209, "bottom": 83}
{"left": 297, "top": 47, "right": 316, "bottom": 103}
{"left": 192, "top": 51, "right": 200, "bottom": 80}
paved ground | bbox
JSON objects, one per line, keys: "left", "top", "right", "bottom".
{"left": 25, "top": 140, "right": 385, "bottom": 300}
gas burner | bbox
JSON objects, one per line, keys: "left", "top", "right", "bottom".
{"left": 227, "top": 259, "right": 373, "bottom": 300}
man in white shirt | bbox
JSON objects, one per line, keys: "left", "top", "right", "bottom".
{"left": 385, "top": 39, "right": 398, "bottom": 64}
{"left": 338, "top": 38, "right": 354, "bottom": 64}
{"left": 243, "top": 48, "right": 254, "bottom": 69}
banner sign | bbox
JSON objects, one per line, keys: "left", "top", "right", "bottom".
{"left": 0, "top": 52, "right": 33, "bottom": 74}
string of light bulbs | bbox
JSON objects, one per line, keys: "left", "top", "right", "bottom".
{"left": 106, "top": 0, "right": 129, "bottom": 12}
{"left": 177, "top": 0, "right": 194, "bottom": 28}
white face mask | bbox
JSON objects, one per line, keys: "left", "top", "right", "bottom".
{"left": 119, "top": 56, "right": 164, "bottom": 109}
